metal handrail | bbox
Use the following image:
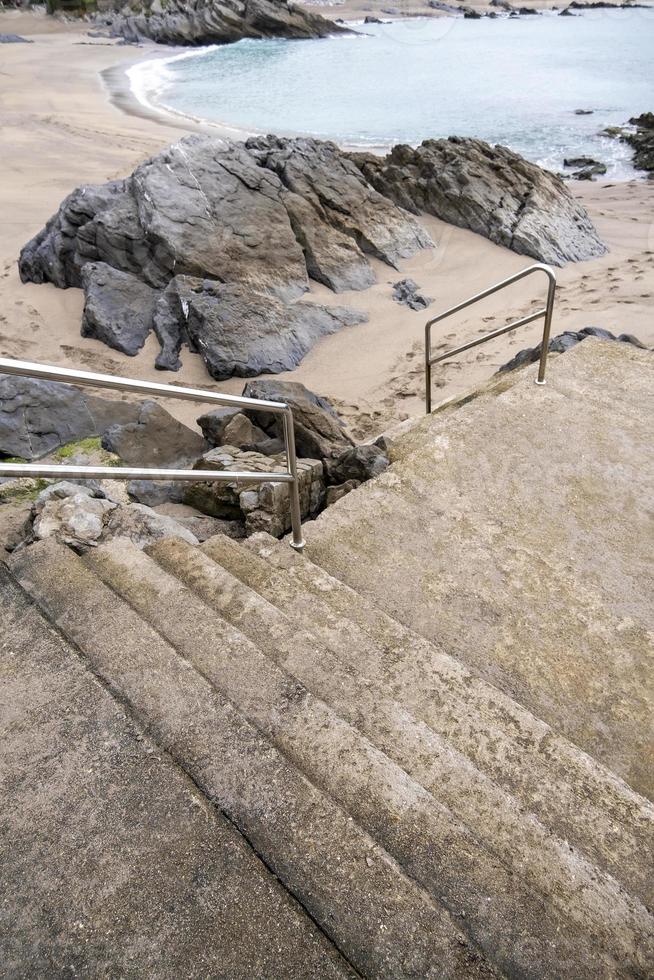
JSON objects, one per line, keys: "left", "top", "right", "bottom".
{"left": 424, "top": 263, "right": 556, "bottom": 413}
{"left": 0, "top": 357, "right": 306, "bottom": 551}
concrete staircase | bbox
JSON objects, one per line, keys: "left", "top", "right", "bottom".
{"left": 3, "top": 340, "right": 653, "bottom": 977}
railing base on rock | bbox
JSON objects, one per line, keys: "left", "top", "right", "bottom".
{"left": 0, "top": 358, "right": 306, "bottom": 552}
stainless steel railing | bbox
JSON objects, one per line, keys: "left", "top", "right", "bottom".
{"left": 424, "top": 263, "right": 556, "bottom": 413}
{"left": 0, "top": 357, "right": 306, "bottom": 551}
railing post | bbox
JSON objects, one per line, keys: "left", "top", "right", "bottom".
{"left": 282, "top": 408, "right": 305, "bottom": 552}
{"left": 425, "top": 322, "right": 432, "bottom": 416}
{"left": 536, "top": 270, "right": 557, "bottom": 386}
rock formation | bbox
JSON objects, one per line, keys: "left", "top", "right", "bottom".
{"left": 96, "top": 0, "right": 347, "bottom": 46}
{"left": 20, "top": 135, "right": 427, "bottom": 379}
{"left": 0, "top": 375, "right": 144, "bottom": 461}
{"left": 351, "top": 137, "right": 607, "bottom": 265}
{"left": 19, "top": 134, "right": 607, "bottom": 384}
{"left": 624, "top": 113, "right": 654, "bottom": 172}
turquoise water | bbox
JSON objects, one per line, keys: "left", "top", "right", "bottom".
{"left": 131, "top": 10, "right": 654, "bottom": 178}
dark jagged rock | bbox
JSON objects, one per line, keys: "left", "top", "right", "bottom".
{"left": 623, "top": 113, "right": 654, "bottom": 172}
{"left": 96, "top": 0, "right": 348, "bottom": 46}
{"left": 242, "top": 379, "right": 354, "bottom": 460}
{"left": 246, "top": 135, "right": 432, "bottom": 290}
{"left": 20, "top": 134, "right": 428, "bottom": 378}
{"left": 81, "top": 262, "right": 158, "bottom": 356}
{"left": 177, "top": 278, "right": 368, "bottom": 380}
{"left": 0, "top": 375, "right": 143, "bottom": 461}
{"left": 325, "top": 444, "right": 390, "bottom": 485}
{"left": 101, "top": 401, "right": 208, "bottom": 468}
{"left": 351, "top": 137, "right": 606, "bottom": 265}
{"left": 571, "top": 163, "right": 607, "bottom": 180}
{"left": 499, "top": 326, "right": 650, "bottom": 373}
{"left": 564, "top": 156, "right": 601, "bottom": 168}
{"left": 392, "top": 278, "right": 432, "bottom": 311}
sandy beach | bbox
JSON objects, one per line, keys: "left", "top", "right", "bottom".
{"left": 1, "top": 7, "right": 652, "bottom": 438}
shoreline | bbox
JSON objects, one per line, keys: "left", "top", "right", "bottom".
{"left": 114, "top": 14, "right": 652, "bottom": 176}
{"left": 0, "top": 9, "right": 652, "bottom": 441}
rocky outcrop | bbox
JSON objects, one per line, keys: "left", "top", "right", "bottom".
{"left": 161, "top": 278, "right": 368, "bottom": 381}
{"left": 0, "top": 375, "right": 144, "bottom": 461}
{"left": 101, "top": 401, "right": 208, "bottom": 468}
{"left": 623, "top": 113, "right": 654, "bottom": 172}
{"left": 351, "top": 137, "right": 607, "bottom": 265}
{"left": 499, "top": 326, "right": 649, "bottom": 373}
{"left": 20, "top": 135, "right": 428, "bottom": 379}
{"left": 96, "top": 0, "right": 348, "bottom": 46}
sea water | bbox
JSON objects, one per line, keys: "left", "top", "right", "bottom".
{"left": 129, "top": 9, "right": 654, "bottom": 179}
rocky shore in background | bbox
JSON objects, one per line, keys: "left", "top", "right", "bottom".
{"left": 352, "top": 137, "right": 607, "bottom": 265}
{"left": 95, "top": 0, "right": 347, "bottom": 46}
{"left": 623, "top": 113, "right": 654, "bottom": 173}
{"left": 19, "top": 134, "right": 606, "bottom": 379}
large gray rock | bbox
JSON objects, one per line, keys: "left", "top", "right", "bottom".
{"left": 81, "top": 262, "right": 158, "bottom": 356}
{"left": 178, "top": 279, "right": 368, "bottom": 380}
{"left": 101, "top": 400, "right": 208, "bottom": 468}
{"left": 0, "top": 375, "right": 143, "bottom": 461}
{"left": 351, "top": 137, "right": 607, "bottom": 266}
{"left": 247, "top": 135, "right": 433, "bottom": 291}
{"left": 96, "top": 0, "right": 348, "bottom": 46}
{"left": 242, "top": 379, "right": 354, "bottom": 460}
{"left": 19, "top": 135, "right": 431, "bottom": 379}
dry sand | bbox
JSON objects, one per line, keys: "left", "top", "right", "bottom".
{"left": 1, "top": 8, "right": 652, "bottom": 440}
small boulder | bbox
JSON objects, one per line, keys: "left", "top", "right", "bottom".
{"left": 392, "top": 278, "right": 432, "bottom": 311}
{"left": 325, "top": 444, "right": 390, "bottom": 485}
{"left": 177, "top": 279, "right": 368, "bottom": 380}
{"left": 197, "top": 407, "right": 266, "bottom": 448}
{"left": 23, "top": 480, "right": 198, "bottom": 552}
{"left": 104, "top": 503, "right": 198, "bottom": 548}
{"left": 102, "top": 401, "right": 208, "bottom": 468}
{"left": 81, "top": 262, "right": 158, "bottom": 356}
{"left": 242, "top": 379, "right": 354, "bottom": 460}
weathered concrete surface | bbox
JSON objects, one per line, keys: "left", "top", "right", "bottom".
{"left": 301, "top": 340, "right": 654, "bottom": 799}
{"left": 231, "top": 530, "right": 654, "bottom": 911}
{"left": 7, "top": 540, "right": 495, "bottom": 980}
{"left": 0, "top": 566, "right": 354, "bottom": 979}
{"left": 81, "top": 536, "right": 653, "bottom": 979}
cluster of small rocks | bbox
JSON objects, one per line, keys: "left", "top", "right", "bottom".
{"left": 0, "top": 374, "right": 390, "bottom": 552}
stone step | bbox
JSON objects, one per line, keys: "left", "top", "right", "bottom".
{"left": 0, "top": 566, "right": 355, "bottom": 979}
{"left": 202, "top": 531, "right": 654, "bottom": 912}
{"left": 300, "top": 342, "right": 654, "bottom": 800}
{"left": 7, "top": 538, "right": 495, "bottom": 980}
{"left": 84, "top": 536, "right": 653, "bottom": 978}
